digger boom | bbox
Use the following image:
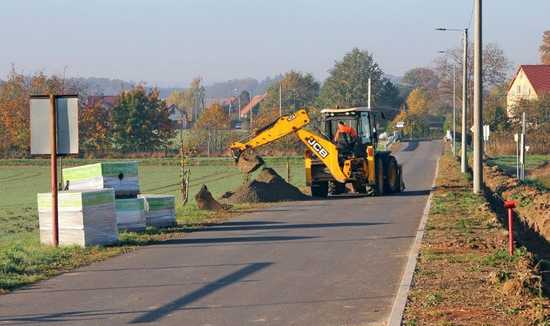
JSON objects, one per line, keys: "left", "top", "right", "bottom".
{"left": 230, "top": 109, "right": 348, "bottom": 183}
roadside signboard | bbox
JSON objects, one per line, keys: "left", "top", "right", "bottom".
{"left": 30, "top": 95, "right": 79, "bottom": 155}
{"left": 30, "top": 95, "right": 79, "bottom": 247}
{"left": 483, "top": 125, "right": 490, "bottom": 141}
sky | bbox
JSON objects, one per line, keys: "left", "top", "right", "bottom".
{"left": 1, "top": 0, "right": 548, "bottom": 87}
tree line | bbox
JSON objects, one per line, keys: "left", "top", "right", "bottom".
{"left": 1, "top": 29, "right": 548, "bottom": 158}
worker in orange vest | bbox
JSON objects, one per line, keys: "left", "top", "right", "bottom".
{"left": 333, "top": 121, "right": 358, "bottom": 153}
{"left": 334, "top": 121, "right": 358, "bottom": 142}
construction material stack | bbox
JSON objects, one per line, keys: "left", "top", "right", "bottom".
{"left": 63, "top": 162, "right": 140, "bottom": 198}
{"left": 37, "top": 189, "right": 118, "bottom": 247}
{"left": 63, "top": 161, "right": 150, "bottom": 230}
{"left": 37, "top": 161, "right": 177, "bottom": 247}
{"left": 139, "top": 194, "right": 176, "bottom": 228}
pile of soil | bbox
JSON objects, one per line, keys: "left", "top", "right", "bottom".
{"left": 195, "top": 185, "right": 231, "bottom": 211}
{"left": 222, "top": 167, "right": 308, "bottom": 203}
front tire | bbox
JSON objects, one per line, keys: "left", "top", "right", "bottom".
{"left": 329, "top": 181, "right": 346, "bottom": 195}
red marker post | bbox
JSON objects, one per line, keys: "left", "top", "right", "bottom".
{"left": 504, "top": 200, "right": 516, "bottom": 255}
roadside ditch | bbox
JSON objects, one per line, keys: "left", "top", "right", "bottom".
{"left": 403, "top": 151, "right": 549, "bottom": 325}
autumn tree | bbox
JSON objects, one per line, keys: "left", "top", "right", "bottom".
{"left": 79, "top": 98, "right": 113, "bottom": 155}
{"left": 435, "top": 42, "right": 511, "bottom": 98}
{"left": 166, "top": 77, "right": 206, "bottom": 123}
{"left": 483, "top": 84, "right": 510, "bottom": 131}
{"left": 406, "top": 88, "right": 431, "bottom": 116}
{"left": 261, "top": 70, "right": 320, "bottom": 115}
{"left": 510, "top": 95, "right": 550, "bottom": 130}
{"left": 540, "top": 31, "right": 550, "bottom": 64}
{"left": 111, "top": 86, "right": 174, "bottom": 152}
{"left": 0, "top": 70, "right": 29, "bottom": 155}
{"left": 194, "top": 102, "right": 230, "bottom": 130}
{"left": 390, "top": 110, "right": 428, "bottom": 138}
{"left": 319, "top": 48, "right": 383, "bottom": 108}
{"left": 401, "top": 68, "right": 439, "bottom": 91}
{"left": 191, "top": 102, "right": 231, "bottom": 155}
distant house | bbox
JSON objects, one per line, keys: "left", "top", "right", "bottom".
{"left": 507, "top": 65, "right": 550, "bottom": 116}
{"left": 166, "top": 104, "right": 189, "bottom": 129}
{"left": 86, "top": 95, "right": 119, "bottom": 108}
{"left": 239, "top": 93, "right": 267, "bottom": 119}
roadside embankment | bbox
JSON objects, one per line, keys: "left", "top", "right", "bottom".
{"left": 403, "top": 151, "right": 549, "bottom": 325}
{"left": 484, "top": 164, "right": 550, "bottom": 243}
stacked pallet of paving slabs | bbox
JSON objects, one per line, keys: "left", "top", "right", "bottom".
{"left": 115, "top": 198, "right": 146, "bottom": 232}
{"left": 37, "top": 189, "right": 118, "bottom": 247}
{"left": 63, "top": 161, "right": 140, "bottom": 198}
{"left": 139, "top": 194, "right": 176, "bottom": 228}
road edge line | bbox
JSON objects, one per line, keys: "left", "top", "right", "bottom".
{"left": 387, "top": 155, "right": 440, "bottom": 326}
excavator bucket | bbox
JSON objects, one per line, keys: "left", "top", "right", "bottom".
{"left": 235, "top": 149, "right": 265, "bottom": 174}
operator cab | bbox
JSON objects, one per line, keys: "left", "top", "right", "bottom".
{"left": 321, "top": 107, "right": 383, "bottom": 154}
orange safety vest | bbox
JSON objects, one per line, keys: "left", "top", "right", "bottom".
{"left": 337, "top": 125, "right": 357, "bottom": 138}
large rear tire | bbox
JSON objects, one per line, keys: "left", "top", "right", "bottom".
{"left": 375, "top": 157, "right": 385, "bottom": 196}
{"left": 385, "top": 156, "right": 401, "bottom": 193}
{"left": 311, "top": 181, "right": 328, "bottom": 198}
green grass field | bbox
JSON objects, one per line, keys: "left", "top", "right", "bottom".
{"left": 0, "top": 157, "right": 305, "bottom": 292}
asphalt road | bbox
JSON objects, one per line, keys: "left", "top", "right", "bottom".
{"left": 0, "top": 140, "right": 441, "bottom": 326}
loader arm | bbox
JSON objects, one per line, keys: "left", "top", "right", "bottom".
{"left": 230, "top": 109, "right": 348, "bottom": 183}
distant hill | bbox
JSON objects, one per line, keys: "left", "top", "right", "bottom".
{"left": 205, "top": 75, "right": 283, "bottom": 99}
{"left": 67, "top": 75, "right": 283, "bottom": 100}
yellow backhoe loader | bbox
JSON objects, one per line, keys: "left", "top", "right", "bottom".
{"left": 230, "top": 107, "right": 404, "bottom": 197}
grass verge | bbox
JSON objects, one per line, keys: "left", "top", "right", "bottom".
{"left": 1, "top": 158, "right": 305, "bottom": 294}
{"left": 403, "top": 151, "right": 549, "bottom": 325}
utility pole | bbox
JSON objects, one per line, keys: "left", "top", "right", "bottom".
{"left": 461, "top": 28, "right": 469, "bottom": 174}
{"left": 279, "top": 82, "right": 282, "bottom": 116}
{"left": 249, "top": 90, "right": 253, "bottom": 128}
{"left": 436, "top": 27, "right": 469, "bottom": 172}
{"left": 367, "top": 78, "right": 372, "bottom": 109}
{"left": 452, "top": 65, "right": 456, "bottom": 156}
{"left": 473, "top": 0, "right": 483, "bottom": 194}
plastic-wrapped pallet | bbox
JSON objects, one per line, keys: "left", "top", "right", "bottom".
{"left": 37, "top": 189, "right": 118, "bottom": 247}
{"left": 115, "top": 198, "right": 146, "bottom": 232}
{"left": 63, "top": 161, "right": 139, "bottom": 198}
{"left": 139, "top": 194, "right": 176, "bottom": 228}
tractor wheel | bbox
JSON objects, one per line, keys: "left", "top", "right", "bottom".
{"left": 385, "top": 156, "right": 401, "bottom": 193}
{"left": 375, "top": 157, "right": 385, "bottom": 196}
{"left": 311, "top": 181, "right": 328, "bottom": 198}
{"left": 329, "top": 181, "right": 346, "bottom": 195}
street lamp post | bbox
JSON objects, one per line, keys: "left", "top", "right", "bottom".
{"left": 436, "top": 27, "right": 469, "bottom": 173}
{"left": 234, "top": 88, "right": 241, "bottom": 121}
{"left": 472, "top": 0, "right": 483, "bottom": 194}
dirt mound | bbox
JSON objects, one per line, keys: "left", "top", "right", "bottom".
{"left": 223, "top": 167, "right": 308, "bottom": 203}
{"left": 530, "top": 161, "right": 550, "bottom": 178}
{"left": 195, "top": 185, "right": 231, "bottom": 210}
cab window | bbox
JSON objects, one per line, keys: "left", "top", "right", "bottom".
{"left": 360, "top": 113, "right": 372, "bottom": 144}
{"left": 326, "top": 118, "right": 358, "bottom": 140}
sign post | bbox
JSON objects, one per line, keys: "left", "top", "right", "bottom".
{"left": 49, "top": 95, "right": 59, "bottom": 246}
{"left": 31, "top": 94, "right": 79, "bottom": 247}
